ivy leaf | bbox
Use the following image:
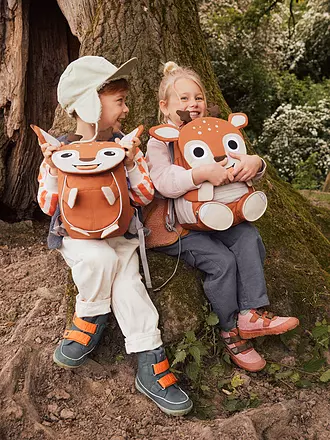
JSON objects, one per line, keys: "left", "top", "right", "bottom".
{"left": 189, "top": 345, "right": 201, "bottom": 365}
{"left": 303, "top": 358, "right": 325, "bottom": 372}
{"left": 206, "top": 312, "right": 219, "bottom": 326}
{"left": 320, "top": 369, "right": 330, "bottom": 383}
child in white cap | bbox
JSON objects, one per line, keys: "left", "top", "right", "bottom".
{"left": 37, "top": 55, "right": 192, "bottom": 416}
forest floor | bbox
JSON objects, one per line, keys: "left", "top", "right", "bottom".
{"left": 1, "top": 192, "right": 330, "bottom": 440}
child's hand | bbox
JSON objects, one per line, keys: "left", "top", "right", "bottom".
{"left": 230, "top": 152, "right": 262, "bottom": 182}
{"left": 121, "top": 136, "right": 140, "bottom": 170}
{"left": 40, "top": 142, "right": 61, "bottom": 176}
{"left": 192, "top": 158, "right": 234, "bottom": 186}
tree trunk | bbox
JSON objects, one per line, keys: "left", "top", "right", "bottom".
{"left": 323, "top": 172, "right": 330, "bottom": 192}
{"left": 0, "top": 0, "right": 79, "bottom": 220}
{"left": 0, "top": 0, "right": 329, "bottom": 321}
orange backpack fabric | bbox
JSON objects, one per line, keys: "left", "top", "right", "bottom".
{"left": 32, "top": 125, "right": 143, "bottom": 240}
{"left": 149, "top": 113, "right": 267, "bottom": 233}
{"left": 54, "top": 140, "right": 133, "bottom": 239}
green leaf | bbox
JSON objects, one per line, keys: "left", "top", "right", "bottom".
{"left": 189, "top": 345, "right": 201, "bottom": 365}
{"left": 185, "top": 361, "right": 199, "bottom": 381}
{"left": 231, "top": 374, "right": 244, "bottom": 388}
{"left": 223, "top": 353, "right": 232, "bottom": 365}
{"left": 296, "top": 379, "right": 312, "bottom": 388}
{"left": 290, "top": 372, "right": 300, "bottom": 383}
{"left": 223, "top": 398, "right": 240, "bottom": 412}
{"left": 274, "top": 370, "right": 293, "bottom": 380}
{"left": 320, "top": 369, "right": 330, "bottom": 383}
{"left": 312, "top": 325, "right": 328, "bottom": 339}
{"left": 172, "top": 350, "right": 187, "bottom": 366}
{"left": 267, "top": 363, "right": 281, "bottom": 374}
{"left": 206, "top": 312, "right": 219, "bottom": 326}
{"left": 303, "top": 358, "right": 325, "bottom": 372}
{"left": 185, "top": 330, "right": 197, "bottom": 343}
{"left": 200, "top": 385, "right": 210, "bottom": 392}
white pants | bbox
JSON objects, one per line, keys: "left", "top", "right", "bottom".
{"left": 59, "top": 235, "right": 162, "bottom": 354}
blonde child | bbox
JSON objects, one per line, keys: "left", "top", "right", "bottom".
{"left": 146, "top": 62, "right": 299, "bottom": 372}
{"left": 37, "top": 56, "right": 192, "bottom": 416}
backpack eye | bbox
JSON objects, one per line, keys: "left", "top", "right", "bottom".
{"left": 189, "top": 144, "right": 208, "bottom": 159}
{"left": 104, "top": 151, "right": 116, "bottom": 156}
{"left": 228, "top": 140, "right": 238, "bottom": 150}
{"left": 192, "top": 146, "right": 206, "bottom": 158}
{"left": 61, "top": 152, "right": 73, "bottom": 158}
{"left": 223, "top": 134, "right": 246, "bottom": 154}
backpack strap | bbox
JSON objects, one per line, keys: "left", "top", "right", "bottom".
{"left": 164, "top": 142, "right": 176, "bottom": 232}
{"left": 153, "top": 141, "right": 182, "bottom": 292}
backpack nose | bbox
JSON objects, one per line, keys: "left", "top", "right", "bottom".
{"left": 214, "top": 155, "right": 227, "bottom": 162}
{"left": 79, "top": 157, "right": 95, "bottom": 162}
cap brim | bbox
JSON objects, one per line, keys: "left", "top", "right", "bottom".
{"left": 99, "top": 57, "right": 138, "bottom": 87}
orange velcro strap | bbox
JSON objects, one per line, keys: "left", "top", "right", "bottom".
{"left": 157, "top": 373, "right": 178, "bottom": 389}
{"left": 63, "top": 330, "right": 91, "bottom": 346}
{"left": 152, "top": 358, "right": 170, "bottom": 375}
{"left": 73, "top": 314, "right": 97, "bottom": 334}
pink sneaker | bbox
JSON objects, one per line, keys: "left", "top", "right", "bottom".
{"left": 238, "top": 309, "right": 299, "bottom": 339}
{"left": 221, "top": 328, "right": 266, "bottom": 372}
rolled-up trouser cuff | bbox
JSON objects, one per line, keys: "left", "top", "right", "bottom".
{"left": 125, "top": 330, "right": 163, "bottom": 354}
{"left": 75, "top": 296, "right": 111, "bottom": 318}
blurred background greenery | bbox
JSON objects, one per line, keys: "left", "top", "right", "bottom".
{"left": 199, "top": 0, "right": 330, "bottom": 189}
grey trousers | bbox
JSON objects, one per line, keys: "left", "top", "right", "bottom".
{"left": 155, "top": 222, "right": 270, "bottom": 330}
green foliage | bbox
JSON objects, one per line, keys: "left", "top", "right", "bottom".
{"left": 265, "top": 318, "right": 330, "bottom": 387}
{"left": 292, "top": 153, "right": 324, "bottom": 190}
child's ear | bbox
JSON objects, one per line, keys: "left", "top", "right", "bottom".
{"left": 228, "top": 113, "right": 248, "bottom": 129}
{"left": 149, "top": 125, "right": 180, "bottom": 141}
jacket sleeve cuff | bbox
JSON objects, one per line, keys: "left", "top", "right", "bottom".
{"left": 43, "top": 167, "right": 58, "bottom": 192}
{"left": 127, "top": 161, "right": 144, "bottom": 186}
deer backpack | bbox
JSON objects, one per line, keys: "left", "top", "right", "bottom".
{"left": 149, "top": 112, "right": 267, "bottom": 231}
{"left": 32, "top": 125, "right": 143, "bottom": 239}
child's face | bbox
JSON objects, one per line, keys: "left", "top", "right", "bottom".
{"left": 98, "top": 90, "right": 129, "bottom": 132}
{"left": 160, "top": 78, "right": 206, "bottom": 127}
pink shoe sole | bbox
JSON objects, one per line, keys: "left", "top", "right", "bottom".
{"left": 239, "top": 317, "right": 299, "bottom": 339}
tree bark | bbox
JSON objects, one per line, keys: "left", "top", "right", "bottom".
{"left": 323, "top": 172, "right": 330, "bottom": 192}
{"left": 0, "top": 0, "right": 79, "bottom": 219}
{"left": 0, "top": 0, "right": 329, "bottom": 321}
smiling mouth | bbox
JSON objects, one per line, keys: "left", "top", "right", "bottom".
{"left": 74, "top": 164, "right": 100, "bottom": 170}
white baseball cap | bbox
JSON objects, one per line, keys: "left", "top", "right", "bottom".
{"left": 57, "top": 55, "right": 137, "bottom": 124}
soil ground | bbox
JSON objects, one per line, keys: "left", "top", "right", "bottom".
{"left": 1, "top": 215, "right": 330, "bottom": 440}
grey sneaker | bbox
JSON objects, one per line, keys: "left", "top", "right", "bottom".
{"left": 135, "top": 347, "right": 193, "bottom": 416}
{"left": 53, "top": 313, "right": 109, "bottom": 369}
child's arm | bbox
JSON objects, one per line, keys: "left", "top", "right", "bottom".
{"left": 147, "top": 137, "right": 233, "bottom": 198}
{"left": 229, "top": 152, "right": 266, "bottom": 182}
{"left": 147, "top": 137, "right": 202, "bottom": 198}
{"left": 37, "top": 159, "right": 59, "bottom": 216}
{"left": 127, "top": 146, "right": 154, "bottom": 206}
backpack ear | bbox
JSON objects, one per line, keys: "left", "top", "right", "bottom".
{"left": 228, "top": 113, "right": 248, "bottom": 129}
{"left": 120, "top": 125, "right": 144, "bottom": 146}
{"left": 30, "top": 124, "right": 61, "bottom": 147}
{"left": 149, "top": 124, "right": 180, "bottom": 142}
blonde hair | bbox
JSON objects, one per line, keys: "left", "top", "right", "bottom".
{"left": 158, "top": 61, "right": 207, "bottom": 123}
